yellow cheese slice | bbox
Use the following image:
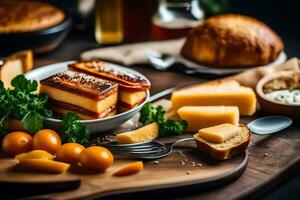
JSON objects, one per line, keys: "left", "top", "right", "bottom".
{"left": 116, "top": 122, "right": 159, "bottom": 144}
{"left": 177, "top": 106, "right": 239, "bottom": 132}
{"left": 171, "top": 80, "right": 256, "bottom": 116}
{"left": 198, "top": 123, "right": 241, "bottom": 143}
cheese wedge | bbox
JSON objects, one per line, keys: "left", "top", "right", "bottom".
{"left": 116, "top": 122, "right": 159, "bottom": 144}
{"left": 171, "top": 80, "right": 256, "bottom": 116}
{"left": 177, "top": 106, "right": 239, "bottom": 132}
{"left": 198, "top": 123, "right": 241, "bottom": 143}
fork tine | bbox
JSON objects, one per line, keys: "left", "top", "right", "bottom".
{"left": 102, "top": 141, "right": 153, "bottom": 147}
{"left": 105, "top": 145, "right": 161, "bottom": 151}
{"left": 107, "top": 147, "right": 163, "bottom": 153}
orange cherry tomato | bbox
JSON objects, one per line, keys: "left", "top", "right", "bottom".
{"left": 56, "top": 143, "right": 85, "bottom": 164}
{"left": 32, "top": 129, "right": 61, "bottom": 154}
{"left": 79, "top": 146, "right": 114, "bottom": 172}
{"left": 2, "top": 131, "right": 33, "bottom": 155}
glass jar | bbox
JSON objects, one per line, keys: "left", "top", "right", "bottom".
{"left": 152, "top": 0, "right": 204, "bottom": 40}
{"left": 95, "top": 0, "right": 123, "bottom": 44}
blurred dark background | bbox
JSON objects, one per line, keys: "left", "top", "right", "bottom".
{"left": 45, "top": 0, "right": 300, "bottom": 57}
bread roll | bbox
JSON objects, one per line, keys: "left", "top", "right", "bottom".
{"left": 181, "top": 14, "right": 284, "bottom": 68}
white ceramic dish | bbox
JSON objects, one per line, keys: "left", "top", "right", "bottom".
{"left": 25, "top": 61, "right": 150, "bottom": 134}
{"left": 178, "top": 51, "right": 287, "bottom": 75}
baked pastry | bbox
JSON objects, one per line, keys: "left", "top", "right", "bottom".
{"left": 194, "top": 124, "right": 250, "bottom": 160}
{"left": 69, "top": 60, "right": 150, "bottom": 112}
{"left": 0, "top": 0, "right": 65, "bottom": 33}
{"left": 40, "top": 71, "right": 118, "bottom": 120}
{"left": 181, "top": 14, "right": 284, "bottom": 68}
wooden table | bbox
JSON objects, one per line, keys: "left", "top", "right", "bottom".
{"left": 32, "top": 31, "right": 300, "bottom": 200}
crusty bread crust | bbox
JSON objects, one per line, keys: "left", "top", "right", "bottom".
{"left": 181, "top": 14, "right": 284, "bottom": 68}
{"left": 0, "top": 0, "right": 65, "bottom": 33}
{"left": 194, "top": 125, "right": 251, "bottom": 160}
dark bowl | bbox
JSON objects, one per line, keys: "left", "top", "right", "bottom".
{"left": 0, "top": 14, "right": 72, "bottom": 55}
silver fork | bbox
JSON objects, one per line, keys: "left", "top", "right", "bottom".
{"left": 101, "top": 138, "right": 194, "bottom": 160}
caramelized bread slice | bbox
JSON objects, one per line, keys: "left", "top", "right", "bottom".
{"left": 68, "top": 60, "right": 150, "bottom": 91}
{"left": 40, "top": 71, "right": 118, "bottom": 113}
{"left": 40, "top": 71, "right": 118, "bottom": 100}
{"left": 194, "top": 125, "right": 250, "bottom": 160}
{"left": 48, "top": 99, "right": 116, "bottom": 120}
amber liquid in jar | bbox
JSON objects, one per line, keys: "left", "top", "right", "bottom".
{"left": 152, "top": 19, "right": 194, "bottom": 40}
{"left": 95, "top": 0, "right": 123, "bottom": 44}
{"left": 152, "top": 0, "right": 203, "bottom": 40}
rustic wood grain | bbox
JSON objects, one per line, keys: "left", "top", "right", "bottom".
{"left": 7, "top": 33, "right": 299, "bottom": 199}
{"left": 0, "top": 100, "right": 248, "bottom": 199}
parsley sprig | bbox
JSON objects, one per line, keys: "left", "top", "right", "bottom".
{"left": 60, "top": 112, "right": 90, "bottom": 145}
{"left": 0, "top": 75, "right": 52, "bottom": 135}
{"left": 139, "top": 102, "right": 188, "bottom": 137}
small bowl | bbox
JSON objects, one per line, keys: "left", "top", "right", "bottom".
{"left": 0, "top": 14, "right": 72, "bottom": 55}
{"left": 256, "top": 70, "right": 300, "bottom": 119}
{"left": 25, "top": 61, "right": 150, "bottom": 134}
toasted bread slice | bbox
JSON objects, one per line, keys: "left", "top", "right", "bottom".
{"left": 40, "top": 71, "right": 118, "bottom": 100}
{"left": 48, "top": 99, "right": 116, "bottom": 120}
{"left": 194, "top": 125, "right": 250, "bottom": 160}
{"left": 1, "top": 50, "right": 33, "bottom": 88}
{"left": 68, "top": 60, "right": 150, "bottom": 91}
{"left": 9, "top": 50, "right": 33, "bottom": 72}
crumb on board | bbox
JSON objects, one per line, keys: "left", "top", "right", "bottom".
{"left": 187, "top": 171, "right": 191, "bottom": 175}
{"left": 154, "top": 160, "right": 159, "bottom": 164}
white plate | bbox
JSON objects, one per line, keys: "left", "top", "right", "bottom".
{"left": 25, "top": 61, "right": 150, "bottom": 134}
{"left": 177, "top": 51, "right": 287, "bottom": 75}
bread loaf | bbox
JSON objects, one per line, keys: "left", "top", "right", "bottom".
{"left": 181, "top": 14, "right": 284, "bottom": 68}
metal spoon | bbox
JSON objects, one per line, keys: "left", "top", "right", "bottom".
{"left": 247, "top": 116, "right": 293, "bottom": 135}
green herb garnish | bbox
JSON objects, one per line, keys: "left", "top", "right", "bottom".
{"left": 60, "top": 112, "right": 90, "bottom": 145}
{"left": 139, "top": 102, "right": 188, "bottom": 137}
{"left": 0, "top": 75, "right": 52, "bottom": 135}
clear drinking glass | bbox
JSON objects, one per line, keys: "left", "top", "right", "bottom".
{"left": 95, "top": 0, "right": 123, "bottom": 44}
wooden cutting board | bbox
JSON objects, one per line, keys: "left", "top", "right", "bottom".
{"left": 0, "top": 100, "right": 249, "bottom": 199}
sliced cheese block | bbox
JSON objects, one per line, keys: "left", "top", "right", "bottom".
{"left": 198, "top": 123, "right": 241, "bottom": 143}
{"left": 116, "top": 122, "right": 159, "bottom": 144}
{"left": 177, "top": 106, "right": 239, "bottom": 132}
{"left": 171, "top": 80, "right": 256, "bottom": 116}
{"left": 18, "top": 159, "right": 70, "bottom": 174}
